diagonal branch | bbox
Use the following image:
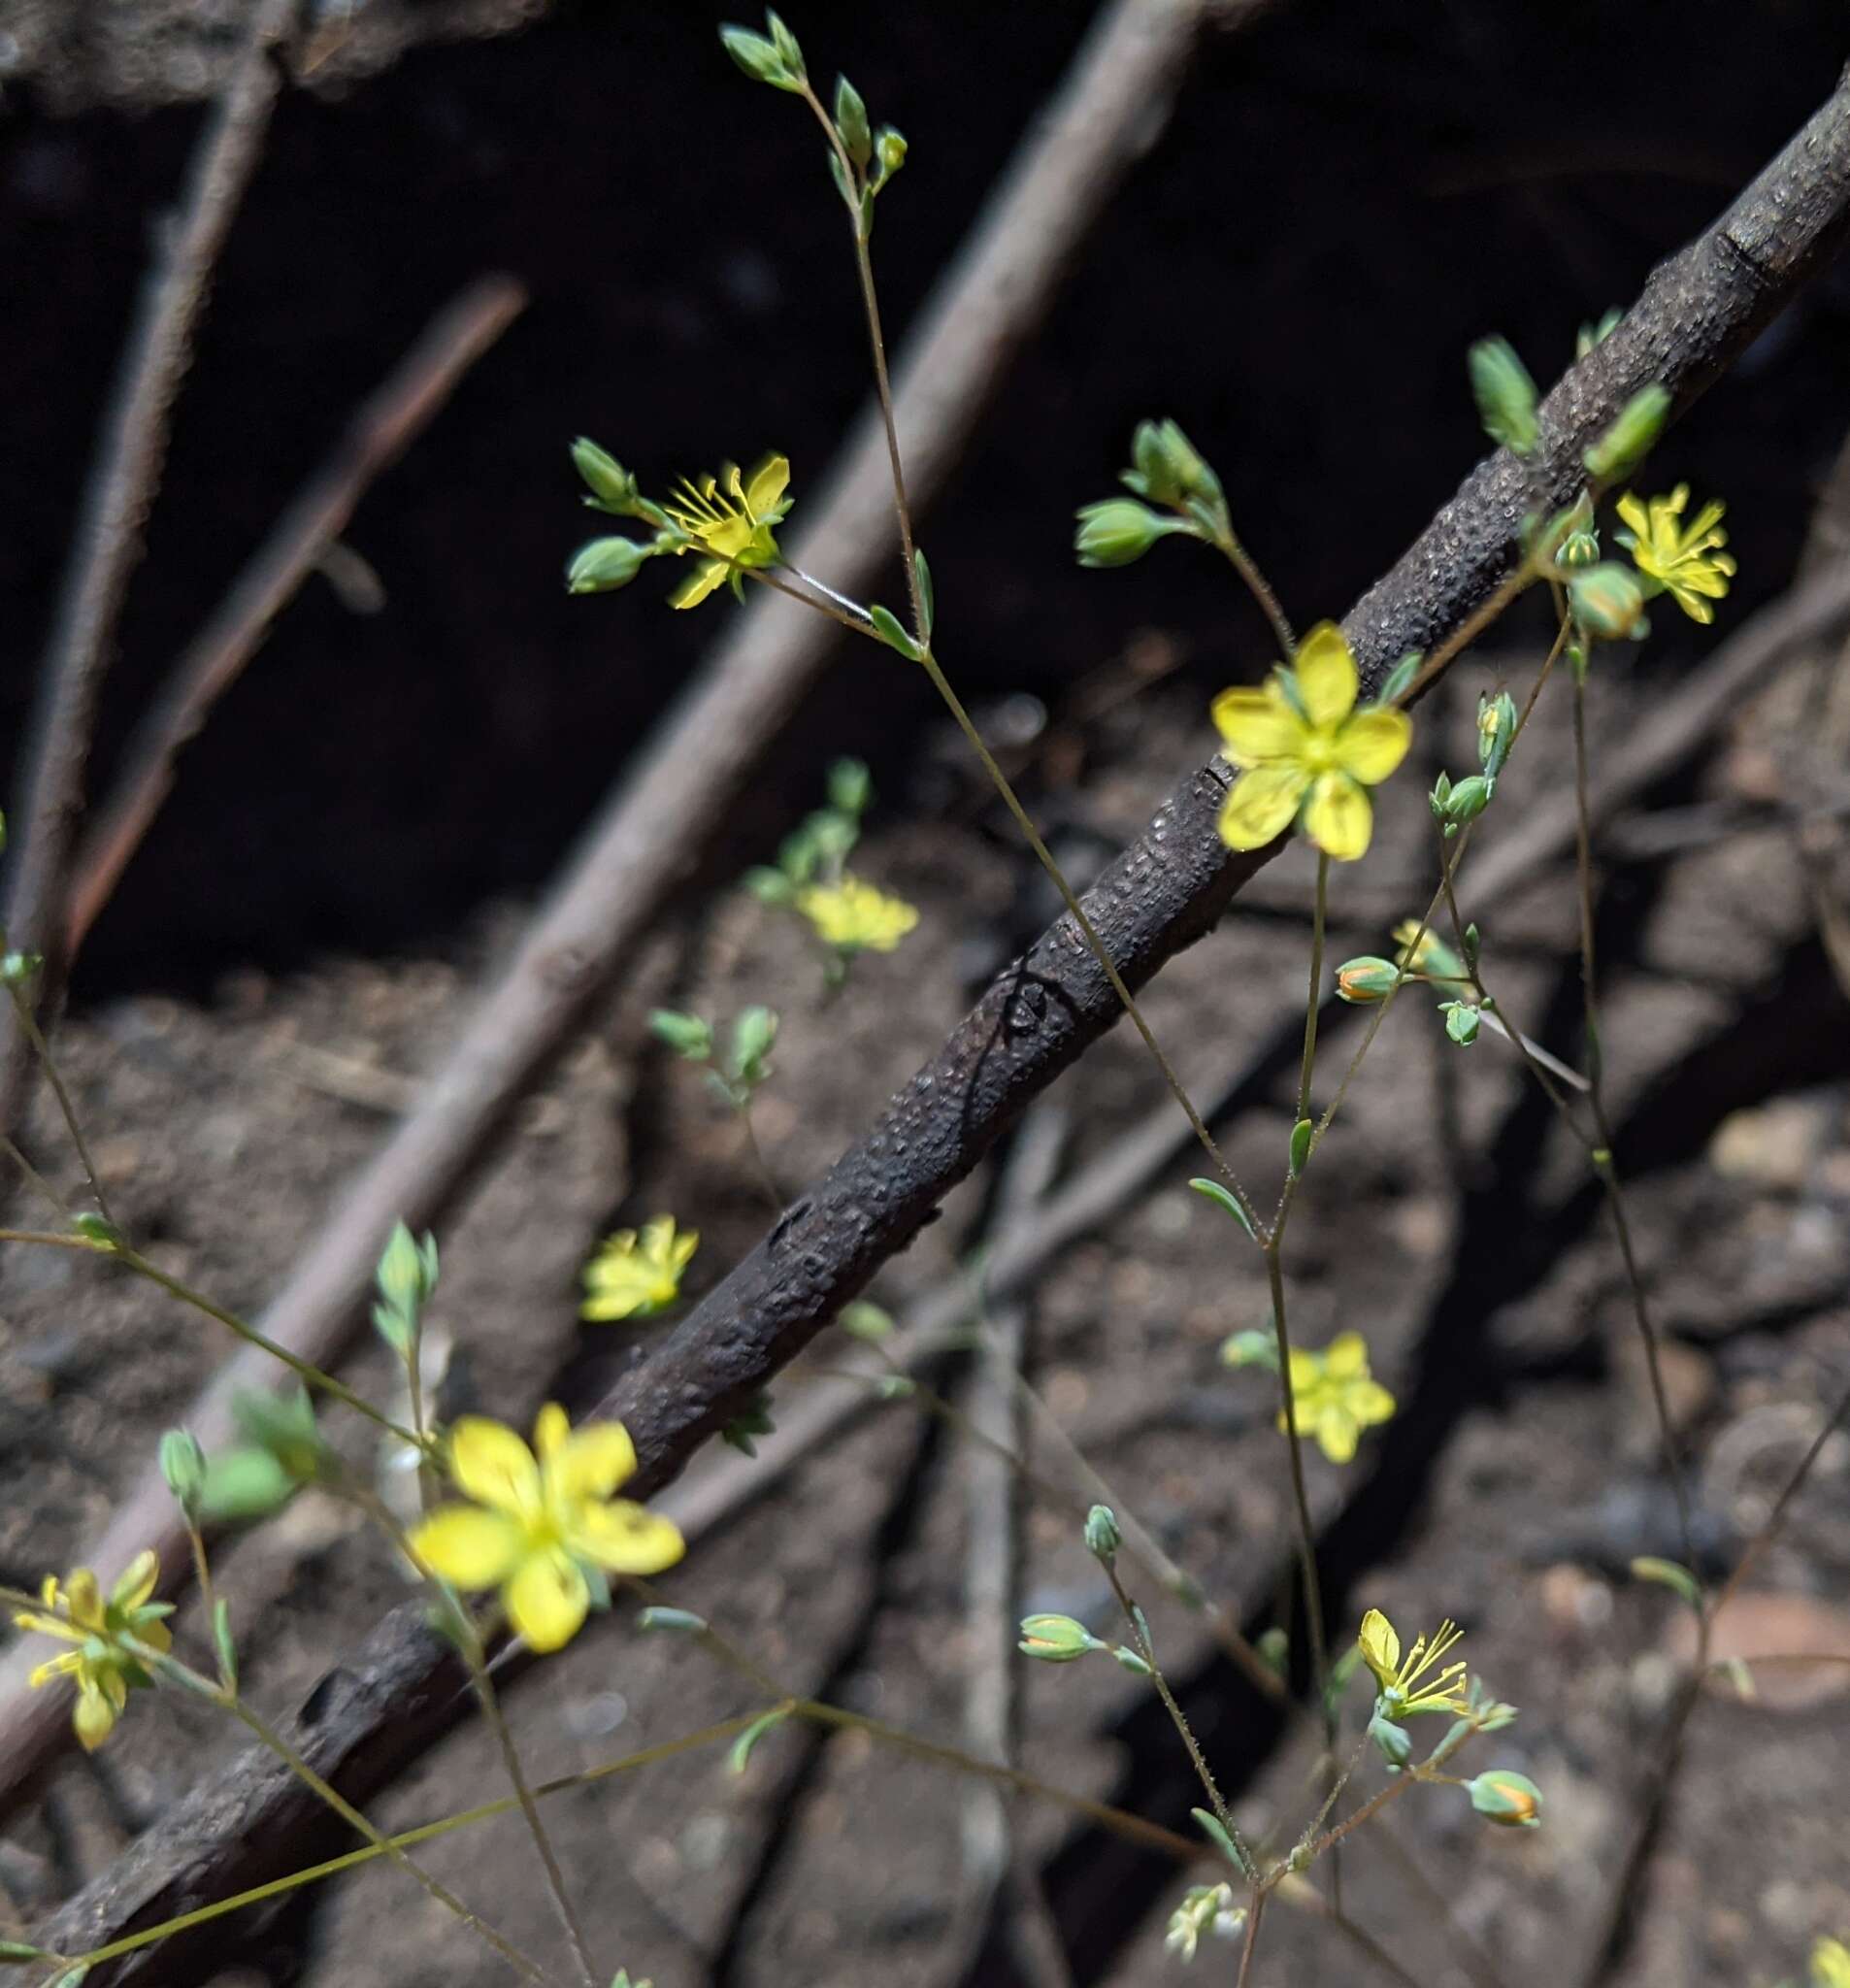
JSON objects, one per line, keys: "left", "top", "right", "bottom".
{"left": 0, "top": 0, "right": 296, "bottom": 1108}
{"left": 24, "top": 57, "right": 1850, "bottom": 1988}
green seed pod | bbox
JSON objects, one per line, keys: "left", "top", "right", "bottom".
{"left": 566, "top": 536, "right": 651, "bottom": 595}
{"left": 1569, "top": 562, "right": 1648, "bottom": 642}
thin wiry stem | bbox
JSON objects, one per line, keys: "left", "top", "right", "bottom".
{"left": 6, "top": 983, "right": 115, "bottom": 1226}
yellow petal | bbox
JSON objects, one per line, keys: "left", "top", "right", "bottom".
{"left": 533, "top": 1403, "right": 570, "bottom": 1460}
{"left": 668, "top": 559, "right": 728, "bottom": 610}
{"left": 1293, "top": 622, "right": 1358, "bottom": 729}
{"left": 446, "top": 1418, "right": 541, "bottom": 1516}
{"left": 113, "top": 1549, "right": 161, "bottom": 1612}
{"left": 506, "top": 1548, "right": 590, "bottom": 1653}
{"left": 135, "top": 1620, "right": 173, "bottom": 1656}
{"left": 1336, "top": 708, "right": 1412, "bottom": 785}
{"left": 1218, "top": 765, "right": 1307, "bottom": 851}
{"left": 1315, "top": 1407, "right": 1362, "bottom": 1464}
{"left": 744, "top": 452, "right": 790, "bottom": 516}
{"left": 1324, "top": 1332, "right": 1369, "bottom": 1377}
{"left": 1209, "top": 685, "right": 1305, "bottom": 767}
{"left": 409, "top": 1507, "right": 526, "bottom": 1590}
{"left": 567, "top": 1500, "right": 686, "bottom": 1576}
{"left": 1358, "top": 1607, "right": 1401, "bottom": 1683}
{"left": 1349, "top": 1379, "right": 1397, "bottom": 1426}
{"left": 1303, "top": 772, "right": 1373, "bottom": 862}
{"left": 548, "top": 1421, "right": 639, "bottom": 1503}
{"left": 74, "top": 1682, "right": 117, "bottom": 1752}
{"left": 66, "top": 1571, "right": 102, "bottom": 1630}
{"left": 1615, "top": 491, "right": 1649, "bottom": 540}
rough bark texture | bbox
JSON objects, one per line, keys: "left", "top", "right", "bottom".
{"left": 30, "top": 62, "right": 1850, "bottom": 1988}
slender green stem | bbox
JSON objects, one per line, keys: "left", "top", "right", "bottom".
{"left": 6, "top": 980, "right": 115, "bottom": 1226}
{"left": 1212, "top": 525, "right": 1297, "bottom": 660}
{"left": 1264, "top": 1245, "right": 1332, "bottom": 1730}
{"left": 1569, "top": 671, "right": 1696, "bottom": 1573}
{"left": 113, "top": 1242, "right": 425, "bottom": 1450}
{"left": 735, "top": 1097, "right": 784, "bottom": 1211}
{"left": 0, "top": 1224, "right": 100, "bottom": 1251}
{"left": 1235, "top": 1886, "right": 1268, "bottom": 1988}
{"left": 1298, "top": 853, "right": 1330, "bottom": 1123}
{"left": 2, "top": 1133, "right": 76, "bottom": 1221}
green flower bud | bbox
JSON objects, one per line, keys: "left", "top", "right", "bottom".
{"left": 566, "top": 536, "right": 651, "bottom": 595}
{"left": 827, "top": 756, "right": 872, "bottom": 816}
{"left": 1123, "top": 417, "right": 1221, "bottom": 509}
{"left": 839, "top": 1299, "right": 894, "bottom": 1342}
{"left": 1074, "top": 497, "right": 1176, "bottom": 569}
{"left": 647, "top": 1009, "right": 712, "bottom": 1061}
{"left": 1441, "top": 1001, "right": 1481, "bottom": 1046}
{"left": 1335, "top": 955, "right": 1399, "bottom": 1004}
{"left": 874, "top": 126, "right": 908, "bottom": 182}
{"left": 1218, "top": 1326, "right": 1280, "bottom": 1371}
{"left": 718, "top": 21, "right": 801, "bottom": 90}
{"left": 1557, "top": 525, "right": 1601, "bottom": 569}
{"left": 1569, "top": 562, "right": 1648, "bottom": 642}
{"left": 1084, "top": 1504, "right": 1121, "bottom": 1562}
{"left": 1583, "top": 383, "right": 1670, "bottom": 482}
{"left": 1467, "top": 1768, "right": 1542, "bottom": 1827}
{"left": 1018, "top": 1613, "right": 1103, "bottom": 1663}
{"left": 158, "top": 1429, "right": 207, "bottom": 1515}
{"left": 1440, "top": 772, "right": 1493, "bottom": 828}
{"left": 833, "top": 75, "right": 872, "bottom": 168}
{"left": 1477, "top": 690, "right": 1518, "bottom": 780}
{"left": 1468, "top": 336, "right": 1539, "bottom": 454}
{"left": 570, "top": 437, "right": 636, "bottom": 511}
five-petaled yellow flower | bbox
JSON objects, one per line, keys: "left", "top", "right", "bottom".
{"left": 410, "top": 1406, "right": 684, "bottom": 1652}
{"left": 1812, "top": 1937, "right": 1850, "bottom": 1988}
{"left": 581, "top": 1215, "right": 698, "bottom": 1322}
{"left": 1278, "top": 1330, "right": 1396, "bottom": 1464}
{"left": 14, "top": 1550, "right": 172, "bottom": 1750}
{"left": 1358, "top": 1607, "right": 1471, "bottom": 1719}
{"left": 1212, "top": 623, "right": 1412, "bottom": 861}
{"left": 796, "top": 875, "right": 920, "bottom": 954}
{"left": 1614, "top": 485, "right": 1736, "bottom": 625}
{"left": 663, "top": 454, "right": 793, "bottom": 610}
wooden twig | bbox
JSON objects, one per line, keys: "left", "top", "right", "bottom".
{"left": 0, "top": 0, "right": 296, "bottom": 1110}
{"left": 21, "top": 47, "right": 1850, "bottom": 1988}
{"left": 62, "top": 276, "right": 528, "bottom": 961}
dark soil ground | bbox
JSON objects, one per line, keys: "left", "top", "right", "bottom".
{"left": 2, "top": 3, "right": 1849, "bottom": 1986}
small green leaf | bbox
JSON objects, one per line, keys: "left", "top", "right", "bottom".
{"left": 717, "top": 24, "right": 790, "bottom": 88}
{"left": 833, "top": 75, "right": 871, "bottom": 167}
{"left": 868, "top": 603, "right": 922, "bottom": 660}
{"left": 1187, "top": 1176, "right": 1256, "bottom": 1242}
{"left": 637, "top": 1607, "right": 708, "bottom": 1636}
{"left": 648, "top": 1009, "right": 713, "bottom": 1061}
{"left": 0, "top": 1939, "right": 49, "bottom": 1963}
{"left": 729, "top": 1706, "right": 791, "bottom": 1774}
{"left": 1375, "top": 651, "right": 1421, "bottom": 705}
{"left": 1630, "top": 1556, "right": 1702, "bottom": 1608}
{"left": 1583, "top": 382, "right": 1670, "bottom": 482}
{"left": 826, "top": 757, "right": 872, "bottom": 816}
{"left": 912, "top": 548, "right": 934, "bottom": 640}
{"left": 213, "top": 1598, "right": 238, "bottom": 1691}
{"left": 1468, "top": 336, "right": 1539, "bottom": 454}
{"left": 1288, "top": 1117, "right": 1313, "bottom": 1177}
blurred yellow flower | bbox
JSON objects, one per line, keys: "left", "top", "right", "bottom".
{"left": 1278, "top": 1330, "right": 1396, "bottom": 1464}
{"left": 14, "top": 1550, "right": 172, "bottom": 1750}
{"left": 1358, "top": 1607, "right": 1470, "bottom": 1718}
{"left": 411, "top": 1406, "right": 684, "bottom": 1652}
{"left": 581, "top": 1215, "right": 698, "bottom": 1323}
{"left": 1615, "top": 484, "right": 1735, "bottom": 624}
{"left": 797, "top": 874, "right": 919, "bottom": 954}
{"left": 1212, "top": 623, "right": 1411, "bottom": 861}
{"left": 663, "top": 454, "right": 792, "bottom": 609}
{"left": 1812, "top": 1937, "right": 1850, "bottom": 1988}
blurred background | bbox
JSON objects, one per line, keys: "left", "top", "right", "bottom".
{"left": 3, "top": 5, "right": 1849, "bottom": 1986}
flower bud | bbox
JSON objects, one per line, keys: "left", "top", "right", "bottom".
{"left": 1569, "top": 562, "right": 1647, "bottom": 641}
{"left": 1441, "top": 1001, "right": 1481, "bottom": 1046}
{"left": 1335, "top": 955, "right": 1398, "bottom": 1004}
{"left": 1074, "top": 497, "right": 1174, "bottom": 569}
{"left": 647, "top": 1009, "right": 712, "bottom": 1061}
{"left": 1368, "top": 1706, "right": 1413, "bottom": 1769}
{"left": 1017, "top": 1613, "right": 1103, "bottom": 1663}
{"left": 1557, "top": 525, "right": 1601, "bottom": 569}
{"left": 875, "top": 126, "right": 908, "bottom": 182}
{"left": 1438, "top": 773, "right": 1493, "bottom": 831}
{"left": 1468, "top": 336, "right": 1538, "bottom": 455}
{"left": 1477, "top": 691, "right": 1518, "bottom": 780}
{"left": 570, "top": 437, "right": 636, "bottom": 510}
{"left": 1084, "top": 1504, "right": 1121, "bottom": 1562}
{"left": 1467, "top": 1768, "right": 1542, "bottom": 1827}
{"left": 566, "top": 536, "right": 650, "bottom": 595}
{"left": 158, "top": 1429, "right": 207, "bottom": 1516}
{"left": 1125, "top": 417, "right": 1221, "bottom": 508}
{"left": 1583, "top": 383, "right": 1669, "bottom": 482}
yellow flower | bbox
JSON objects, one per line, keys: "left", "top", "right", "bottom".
{"left": 1614, "top": 484, "right": 1736, "bottom": 624}
{"left": 796, "top": 874, "right": 919, "bottom": 954}
{"left": 1357, "top": 1607, "right": 1471, "bottom": 1719}
{"left": 581, "top": 1215, "right": 698, "bottom": 1323}
{"left": 1812, "top": 1937, "right": 1850, "bottom": 1988}
{"left": 13, "top": 1550, "right": 172, "bottom": 1751}
{"left": 410, "top": 1406, "right": 684, "bottom": 1652}
{"left": 1212, "top": 623, "right": 1412, "bottom": 861}
{"left": 662, "top": 454, "right": 792, "bottom": 609}
{"left": 1277, "top": 1330, "right": 1396, "bottom": 1464}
